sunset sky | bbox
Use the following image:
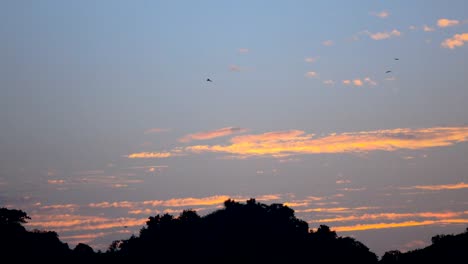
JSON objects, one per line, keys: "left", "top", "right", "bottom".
{"left": 1, "top": 0, "right": 468, "bottom": 257}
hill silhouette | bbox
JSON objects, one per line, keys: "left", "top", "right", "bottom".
{"left": 1, "top": 199, "right": 467, "bottom": 263}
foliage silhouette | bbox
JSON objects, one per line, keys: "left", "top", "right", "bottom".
{"left": 380, "top": 227, "right": 468, "bottom": 263}
{"left": 109, "top": 198, "right": 378, "bottom": 263}
{"left": 1, "top": 202, "right": 467, "bottom": 263}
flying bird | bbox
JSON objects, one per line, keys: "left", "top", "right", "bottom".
{"left": 385, "top": 70, "right": 392, "bottom": 74}
{"left": 206, "top": 78, "right": 213, "bottom": 82}
{"left": 394, "top": 58, "right": 399, "bottom": 60}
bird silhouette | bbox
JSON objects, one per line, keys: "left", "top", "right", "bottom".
{"left": 394, "top": 58, "right": 399, "bottom": 60}
{"left": 206, "top": 78, "right": 213, "bottom": 82}
{"left": 385, "top": 70, "right": 392, "bottom": 74}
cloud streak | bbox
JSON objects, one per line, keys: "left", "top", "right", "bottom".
{"left": 334, "top": 219, "right": 468, "bottom": 232}
{"left": 316, "top": 211, "right": 468, "bottom": 223}
{"left": 127, "top": 152, "right": 172, "bottom": 159}
{"left": 179, "top": 127, "right": 247, "bottom": 143}
{"left": 185, "top": 126, "right": 468, "bottom": 158}
{"left": 399, "top": 182, "right": 468, "bottom": 191}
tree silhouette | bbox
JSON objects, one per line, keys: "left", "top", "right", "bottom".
{"left": 2, "top": 203, "right": 466, "bottom": 263}
{"left": 0, "top": 207, "right": 72, "bottom": 257}
{"left": 380, "top": 228, "right": 468, "bottom": 263}
{"left": 111, "top": 198, "right": 377, "bottom": 263}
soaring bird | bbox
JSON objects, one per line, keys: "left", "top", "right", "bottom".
{"left": 385, "top": 70, "right": 392, "bottom": 74}
{"left": 206, "top": 78, "right": 213, "bottom": 82}
{"left": 394, "top": 58, "right": 399, "bottom": 60}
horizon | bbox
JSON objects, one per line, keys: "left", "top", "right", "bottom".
{"left": 1, "top": 0, "right": 468, "bottom": 257}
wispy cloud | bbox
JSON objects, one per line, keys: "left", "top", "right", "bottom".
{"left": 437, "top": 18, "right": 460, "bottom": 28}
{"left": 184, "top": 126, "right": 468, "bottom": 158}
{"left": 229, "top": 64, "right": 242, "bottom": 72}
{"left": 370, "top": 11, "right": 389, "bottom": 19}
{"left": 144, "top": 128, "right": 170, "bottom": 135}
{"left": 305, "top": 57, "right": 318, "bottom": 63}
{"left": 323, "top": 40, "right": 334, "bottom": 46}
{"left": 323, "top": 80, "right": 335, "bottom": 85}
{"left": 423, "top": 25, "right": 435, "bottom": 32}
{"left": 402, "top": 240, "right": 428, "bottom": 251}
{"left": 366, "top": 29, "right": 401, "bottom": 40}
{"left": 399, "top": 182, "right": 468, "bottom": 191}
{"left": 238, "top": 48, "right": 249, "bottom": 54}
{"left": 41, "top": 204, "right": 79, "bottom": 212}
{"left": 298, "top": 206, "right": 377, "bottom": 214}
{"left": 441, "top": 33, "right": 468, "bottom": 49}
{"left": 336, "top": 179, "right": 351, "bottom": 184}
{"left": 47, "top": 179, "right": 65, "bottom": 185}
{"left": 305, "top": 71, "right": 318, "bottom": 78}
{"left": 28, "top": 214, "right": 147, "bottom": 232}
{"left": 127, "top": 152, "right": 172, "bottom": 158}
{"left": 364, "top": 77, "right": 377, "bottom": 86}
{"left": 179, "top": 127, "right": 247, "bottom": 143}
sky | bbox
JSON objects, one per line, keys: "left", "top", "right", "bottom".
{"left": 1, "top": 0, "right": 468, "bottom": 257}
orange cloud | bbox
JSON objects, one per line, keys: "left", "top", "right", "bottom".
{"left": 184, "top": 126, "right": 468, "bottom": 158}
{"left": 334, "top": 219, "right": 468, "bottom": 232}
{"left": 27, "top": 213, "right": 147, "bottom": 233}
{"left": 399, "top": 182, "right": 468, "bottom": 191}
{"left": 161, "top": 195, "right": 231, "bottom": 207}
{"left": 305, "top": 57, "right": 318, "bottom": 63}
{"left": 127, "top": 152, "right": 172, "bottom": 158}
{"left": 316, "top": 211, "right": 468, "bottom": 223}
{"left": 179, "top": 127, "right": 247, "bottom": 143}
{"left": 368, "top": 29, "right": 401, "bottom": 40}
{"left": 441, "top": 33, "right": 468, "bottom": 49}
{"left": 353, "top": 79, "right": 363, "bottom": 86}
{"left": 343, "top": 78, "right": 375, "bottom": 87}
{"left": 437, "top": 18, "right": 459, "bottom": 28}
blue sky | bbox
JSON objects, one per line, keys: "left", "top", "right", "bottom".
{"left": 1, "top": 0, "right": 468, "bottom": 257}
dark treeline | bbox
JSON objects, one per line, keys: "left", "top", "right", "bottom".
{"left": 1, "top": 199, "right": 467, "bottom": 263}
